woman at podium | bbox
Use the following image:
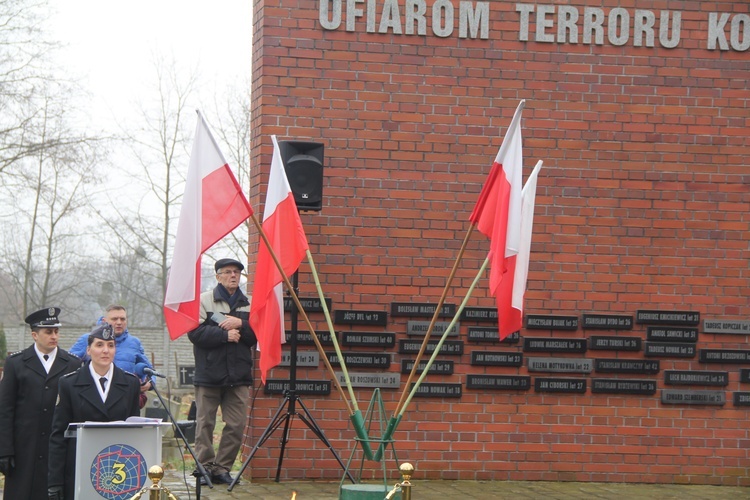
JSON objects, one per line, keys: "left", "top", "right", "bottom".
{"left": 47, "top": 323, "right": 141, "bottom": 500}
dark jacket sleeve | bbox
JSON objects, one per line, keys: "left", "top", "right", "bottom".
{"left": 0, "top": 357, "right": 18, "bottom": 457}
{"left": 188, "top": 319, "right": 228, "bottom": 348}
{"left": 48, "top": 375, "right": 73, "bottom": 488}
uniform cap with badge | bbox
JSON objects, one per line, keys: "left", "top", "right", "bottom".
{"left": 25, "top": 307, "right": 62, "bottom": 329}
{"left": 87, "top": 323, "right": 116, "bottom": 344}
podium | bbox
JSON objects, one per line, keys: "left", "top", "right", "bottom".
{"left": 70, "top": 420, "right": 171, "bottom": 500}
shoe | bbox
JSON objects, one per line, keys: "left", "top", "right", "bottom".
{"left": 211, "top": 471, "right": 236, "bottom": 485}
{"left": 192, "top": 469, "right": 209, "bottom": 486}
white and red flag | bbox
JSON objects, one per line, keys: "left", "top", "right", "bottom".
{"left": 469, "top": 101, "right": 538, "bottom": 339}
{"left": 250, "top": 136, "right": 309, "bottom": 383}
{"left": 163, "top": 111, "right": 253, "bottom": 340}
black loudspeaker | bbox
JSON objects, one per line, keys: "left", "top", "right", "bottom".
{"left": 278, "top": 140, "right": 324, "bottom": 211}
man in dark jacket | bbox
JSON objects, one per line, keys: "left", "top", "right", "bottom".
{"left": 0, "top": 307, "right": 81, "bottom": 500}
{"left": 47, "top": 323, "right": 141, "bottom": 500}
{"left": 188, "top": 257, "right": 257, "bottom": 485}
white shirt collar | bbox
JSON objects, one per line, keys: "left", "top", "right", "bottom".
{"left": 89, "top": 362, "right": 115, "bottom": 402}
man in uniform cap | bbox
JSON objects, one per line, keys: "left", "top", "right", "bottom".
{"left": 47, "top": 323, "right": 142, "bottom": 500}
{"left": 188, "top": 257, "right": 257, "bottom": 486}
{"left": 0, "top": 308, "right": 81, "bottom": 500}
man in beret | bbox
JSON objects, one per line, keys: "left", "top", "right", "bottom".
{"left": 0, "top": 308, "right": 81, "bottom": 500}
{"left": 47, "top": 323, "right": 141, "bottom": 500}
{"left": 188, "top": 257, "right": 257, "bottom": 485}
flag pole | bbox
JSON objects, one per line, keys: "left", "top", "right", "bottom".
{"left": 250, "top": 213, "right": 353, "bottom": 415}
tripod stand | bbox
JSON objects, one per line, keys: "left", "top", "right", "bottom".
{"left": 228, "top": 270, "right": 354, "bottom": 491}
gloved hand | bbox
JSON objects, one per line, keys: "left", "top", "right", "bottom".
{"left": 0, "top": 455, "right": 14, "bottom": 475}
{"left": 48, "top": 485, "right": 64, "bottom": 500}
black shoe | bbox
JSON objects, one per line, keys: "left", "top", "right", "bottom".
{"left": 211, "top": 471, "right": 236, "bottom": 485}
{"left": 192, "top": 469, "right": 209, "bottom": 486}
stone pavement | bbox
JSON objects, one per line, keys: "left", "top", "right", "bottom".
{"left": 154, "top": 470, "right": 750, "bottom": 500}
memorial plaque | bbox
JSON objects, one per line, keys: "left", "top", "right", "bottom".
{"left": 664, "top": 370, "right": 728, "bottom": 386}
{"left": 283, "top": 296, "right": 332, "bottom": 313}
{"left": 594, "top": 359, "right": 660, "bottom": 374}
{"left": 409, "top": 382, "right": 462, "bottom": 398}
{"left": 733, "top": 392, "right": 750, "bottom": 406}
{"left": 460, "top": 307, "right": 498, "bottom": 323}
{"left": 582, "top": 314, "right": 633, "bottom": 330}
{"left": 527, "top": 357, "right": 592, "bottom": 373}
{"left": 342, "top": 332, "right": 396, "bottom": 348}
{"left": 523, "top": 338, "right": 587, "bottom": 353}
{"left": 390, "top": 302, "right": 455, "bottom": 318}
{"left": 741, "top": 369, "right": 750, "bottom": 384}
{"left": 467, "top": 327, "right": 519, "bottom": 344}
{"left": 703, "top": 319, "right": 750, "bottom": 335}
{"left": 699, "top": 349, "right": 750, "bottom": 364}
{"left": 406, "top": 320, "right": 459, "bottom": 337}
{"left": 326, "top": 352, "right": 390, "bottom": 368}
{"left": 334, "top": 309, "right": 387, "bottom": 326}
{"left": 646, "top": 327, "right": 698, "bottom": 343}
{"left": 466, "top": 375, "right": 531, "bottom": 391}
{"left": 525, "top": 315, "right": 579, "bottom": 331}
{"left": 661, "top": 389, "right": 725, "bottom": 405}
{"left": 335, "top": 372, "right": 400, "bottom": 389}
{"left": 636, "top": 310, "right": 700, "bottom": 326}
{"left": 591, "top": 379, "right": 657, "bottom": 395}
{"left": 401, "top": 359, "right": 454, "bottom": 375}
{"left": 398, "top": 339, "right": 464, "bottom": 356}
{"left": 644, "top": 342, "right": 696, "bottom": 358}
{"left": 287, "top": 330, "right": 334, "bottom": 346}
{"left": 470, "top": 351, "right": 523, "bottom": 367}
{"left": 589, "top": 336, "right": 641, "bottom": 351}
{"left": 178, "top": 365, "right": 195, "bottom": 387}
{"left": 279, "top": 350, "right": 320, "bottom": 367}
{"left": 264, "top": 379, "right": 331, "bottom": 395}
{"left": 534, "top": 378, "right": 587, "bottom": 393}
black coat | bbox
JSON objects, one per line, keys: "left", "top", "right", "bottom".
{"left": 0, "top": 346, "right": 81, "bottom": 500}
{"left": 47, "top": 363, "right": 141, "bottom": 499}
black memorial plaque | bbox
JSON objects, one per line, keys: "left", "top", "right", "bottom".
{"left": 595, "top": 359, "right": 660, "bottom": 374}
{"left": 699, "top": 349, "right": 750, "bottom": 364}
{"left": 406, "top": 320, "right": 459, "bottom": 336}
{"left": 534, "top": 378, "right": 587, "bottom": 393}
{"left": 460, "top": 307, "right": 498, "bottom": 323}
{"left": 334, "top": 309, "right": 387, "bottom": 326}
{"left": 279, "top": 351, "right": 319, "bottom": 367}
{"left": 525, "top": 315, "right": 579, "bottom": 331}
{"left": 703, "top": 319, "right": 750, "bottom": 335}
{"left": 646, "top": 327, "right": 698, "bottom": 343}
{"left": 264, "top": 379, "right": 331, "bottom": 395}
{"left": 591, "top": 379, "right": 657, "bottom": 395}
{"left": 664, "top": 370, "right": 728, "bottom": 386}
{"left": 286, "top": 330, "right": 334, "bottom": 346}
{"left": 409, "top": 383, "right": 462, "bottom": 398}
{"left": 527, "top": 357, "right": 592, "bottom": 373}
{"left": 523, "top": 337, "right": 587, "bottom": 353}
{"left": 284, "top": 297, "right": 332, "bottom": 313}
{"left": 582, "top": 314, "right": 633, "bottom": 330}
{"left": 644, "top": 342, "right": 696, "bottom": 358}
{"left": 466, "top": 375, "right": 531, "bottom": 391}
{"left": 470, "top": 351, "right": 523, "bottom": 367}
{"left": 178, "top": 365, "right": 195, "bottom": 386}
{"left": 467, "top": 327, "right": 520, "bottom": 344}
{"left": 342, "top": 332, "right": 395, "bottom": 348}
{"left": 390, "top": 302, "right": 455, "bottom": 318}
{"left": 733, "top": 392, "right": 750, "bottom": 406}
{"left": 661, "top": 389, "right": 725, "bottom": 406}
{"left": 326, "top": 352, "right": 390, "bottom": 369}
{"left": 636, "top": 310, "right": 700, "bottom": 326}
{"left": 741, "top": 369, "right": 750, "bottom": 383}
{"left": 398, "top": 339, "right": 464, "bottom": 356}
{"left": 335, "top": 372, "right": 400, "bottom": 389}
{"left": 401, "top": 359, "right": 454, "bottom": 375}
{"left": 589, "top": 336, "right": 641, "bottom": 351}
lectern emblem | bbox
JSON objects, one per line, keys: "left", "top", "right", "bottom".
{"left": 90, "top": 444, "right": 147, "bottom": 500}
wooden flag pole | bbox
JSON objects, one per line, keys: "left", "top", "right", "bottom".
{"left": 250, "top": 213, "right": 353, "bottom": 415}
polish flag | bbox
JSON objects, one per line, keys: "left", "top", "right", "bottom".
{"left": 469, "top": 100, "right": 531, "bottom": 339}
{"left": 163, "top": 111, "right": 253, "bottom": 340}
{"left": 250, "top": 136, "right": 309, "bottom": 383}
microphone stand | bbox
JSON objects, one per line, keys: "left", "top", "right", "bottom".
{"left": 148, "top": 376, "right": 213, "bottom": 496}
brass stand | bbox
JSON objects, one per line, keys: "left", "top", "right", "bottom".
{"left": 129, "top": 465, "right": 180, "bottom": 500}
{"left": 385, "top": 463, "right": 415, "bottom": 500}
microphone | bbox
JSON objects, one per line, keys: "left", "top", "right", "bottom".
{"left": 143, "top": 367, "right": 167, "bottom": 379}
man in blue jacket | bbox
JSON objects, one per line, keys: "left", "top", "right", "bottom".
{"left": 69, "top": 305, "right": 153, "bottom": 399}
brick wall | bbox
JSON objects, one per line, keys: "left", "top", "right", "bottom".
{"left": 246, "top": 0, "right": 750, "bottom": 485}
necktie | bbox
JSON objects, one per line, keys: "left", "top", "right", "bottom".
{"left": 43, "top": 354, "right": 49, "bottom": 361}
{"left": 99, "top": 377, "right": 107, "bottom": 391}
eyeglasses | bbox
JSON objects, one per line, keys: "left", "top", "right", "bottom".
{"left": 217, "top": 270, "right": 242, "bottom": 276}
